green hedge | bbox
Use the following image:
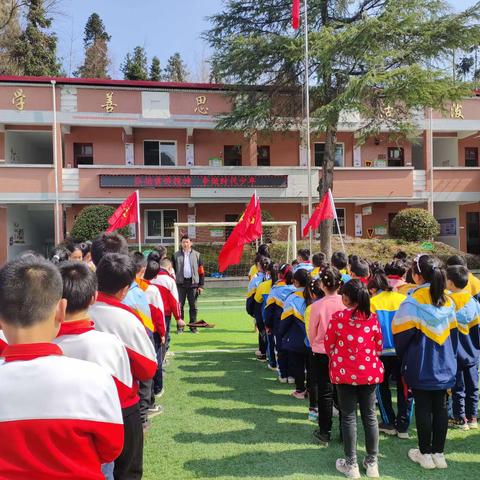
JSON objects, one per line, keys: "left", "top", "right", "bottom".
{"left": 390, "top": 208, "right": 440, "bottom": 242}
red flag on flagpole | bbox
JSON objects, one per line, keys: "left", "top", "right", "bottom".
{"left": 218, "top": 194, "right": 263, "bottom": 272}
{"left": 302, "top": 190, "right": 335, "bottom": 237}
{"left": 292, "top": 0, "right": 301, "bottom": 29}
{"left": 106, "top": 192, "right": 139, "bottom": 233}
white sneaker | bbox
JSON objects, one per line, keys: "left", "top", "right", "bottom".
{"left": 408, "top": 448, "right": 436, "bottom": 469}
{"left": 432, "top": 453, "right": 448, "bottom": 469}
{"left": 397, "top": 431, "right": 410, "bottom": 439}
{"left": 333, "top": 406, "right": 339, "bottom": 417}
{"left": 287, "top": 376, "right": 295, "bottom": 384}
{"left": 363, "top": 459, "right": 380, "bottom": 478}
{"left": 336, "top": 459, "right": 361, "bottom": 479}
{"left": 278, "top": 377, "right": 288, "bottom": 384}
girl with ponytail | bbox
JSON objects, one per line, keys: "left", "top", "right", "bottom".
{"left": 392, "top": 254, "right": 457, "bottom": 470}
{"left": 324, "top": 279, "right": 383, "bottom": 478}
{"left": 308, "top": 267, "right": 344, "bottom": 445}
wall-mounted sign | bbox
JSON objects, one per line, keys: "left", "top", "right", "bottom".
{"left": 367, "top": 228, "right": 375, "bottom": 239}
{"left": 439, "top": 218, "right": 457, "bottom": 236}
{"left": 354, "top": 213, "right": 363, "bottom": 237}
{"left": 99, "top": 174, "right": 288, "bottom": 189}
{"left": 421, "top": 242, "right": 434, "bottom": 251}
{"left": 353, "top": 146, "right": 362, "bottom": 167}
{"left": 362, "top": 206, "right": 373, "bottom": 216}
{"left": 374, "top": 225, "right": 387, "bottom": 236}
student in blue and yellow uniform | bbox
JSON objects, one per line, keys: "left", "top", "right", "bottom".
{"left": 446, "top": 265, "right": 480, "bottom": 430}
{"left": 246, "top": 256, "right": 269, "bottom": 361}
{"left": 254, "top": 261, "right": 277, "bottom": 369}
{"left": 368, "top": 268, "right": 411, "bottom": 439}
{"left": 393, "top": 255, "right": 458, "bottom": 470}
{"left": 279, "top": 268, "right": 309, "bottom": 398}
{"left": 446, "top": 255, "right": 480, "bottom": 302}
{"left": 248, "top": 245, "right": 271, "bottom": 281}
{"left": 265, "top": 264, "right": 296, "bottom": 382}
{"left": 331, "top": 251, "right": 351, "bottom": 284}
{"left": 294, "top": 249, "right": 314, "bottom": 274}
{"left": 311, "top": 253, "right": 327, "bottom": 279}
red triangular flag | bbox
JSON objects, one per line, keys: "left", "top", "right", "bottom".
{"left": 292, "top": 0, "right": 301, "bottom": 30}
{"left": 303, "top": 190, "right": 335, "bottom": 237}
{"left": 218, "top": 194, "right": 262, "bottom": 272}
{"left": 106, "top": 192, "right": 138, "bottom": 233}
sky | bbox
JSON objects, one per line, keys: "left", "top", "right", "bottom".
{"left": 52, "top": 0, "right": 478, "bottom": 80}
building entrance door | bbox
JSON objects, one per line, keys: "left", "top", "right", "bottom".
{"left": 467, "top": 212, "right": 480, "bottom": 254}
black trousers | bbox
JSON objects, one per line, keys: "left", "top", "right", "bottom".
{"left": 114, "top": 404, "right": 143, "bottom": 480}
{"left": 412, "top": 388, "right": 448, "bottom": 454}
{"left": 289, "top": 350, "right": 308, "bottom": 392}
{"left": 178, "top": 279, "right": 198, "bottom": 325}
{"left": 310, "top": 352, "right": 334, "bottom": 434}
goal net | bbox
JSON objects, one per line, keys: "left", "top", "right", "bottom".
{"left": 174, "top": 222, "right": 298, "bottom": 278}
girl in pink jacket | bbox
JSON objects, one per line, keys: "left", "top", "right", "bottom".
{"left": 307, "top": 267, "right": 344, "bottom": 445}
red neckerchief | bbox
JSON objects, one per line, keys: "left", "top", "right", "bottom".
{"left": 57, "top": 319, "right": 94, "bottom": 337}
{"left": 387, "top": 275, "right": 403, "bottom": 280}
{"left": 3, "top": 343, "right": 62, "bottom": 363}
{"left": 157, "top": 269, "right": 175, "bottom": 280}
{"left": 96, "top": 292, "right": 144, "bottom": 324}
{"left": 358, "top": 277, "right": 369, "bottom": 285}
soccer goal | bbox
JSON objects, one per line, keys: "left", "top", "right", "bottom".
{"left": 174, "top": 221, "right": 298, "bottom": 278}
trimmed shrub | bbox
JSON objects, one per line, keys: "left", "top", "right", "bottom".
{"left": 390, "top": 208, "right": 440, "bottom": 242}
{"left": 70, "top": 205, "right": 131, "bottom": 242}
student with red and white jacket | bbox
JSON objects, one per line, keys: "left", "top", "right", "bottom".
{"left": 0, "top": 257, "right": 124, "bottom": 480}
{"left": 53, "top": 262, "right": 132, "bottom": 480}
{"left": 90, "top": 253, "right": 157, "bottom": 480}
{"left": 0, "top": 329, "right": 7, "bottom": 355}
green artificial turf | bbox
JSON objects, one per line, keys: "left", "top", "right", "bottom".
{"left": 143, "top": 288, "right": 480, "bottom": 480}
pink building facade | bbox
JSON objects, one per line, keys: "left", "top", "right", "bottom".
{"left": 0, "top": 76, "right": 479, "bottom": 263}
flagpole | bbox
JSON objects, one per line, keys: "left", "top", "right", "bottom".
{"left": 136, "top": 190, "right": 141, "bottom": 252}
{"left": 329, "top": 189, "right": 346, "bottom": 254}
{"left": 303, "top": 0, "right": 313, "bottom": 254}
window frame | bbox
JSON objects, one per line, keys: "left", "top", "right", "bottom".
{"left": 73, "top": 142, "right": 94, "bottom": 167}
{"left": 143, "top": 140, "right": 178, "bottom": 167}
{"left": 465, "top": 147, "right": 479, "bottom": 167}
{"left": 144, "top": 209, "right": 178, "bottom": 240}
{"left": 223, "top": 145, "right": 242, "bottom": 167}
{"left": 313, "top": 142, "right": 345, "bottom": 168}
{"left": 333, "top": 208, "right": 346, "bottom": 235}
{"left": 257, "top": 145, "right": 271, "bottom": 167}
{"left": 387, "top": 147, "right": 405, "bottom": 167}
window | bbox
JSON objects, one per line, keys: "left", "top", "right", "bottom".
{"left": 73, "top": 143, "right": 93, "bottom": 166}
{"left": 387, "top": 147, "right": 405, "bottom": 167}
{"left": 333, "top": 208, "right": 346, "bottom": 235}
{"left": 145, "top": 210, "right": 178, "bottom": 240}
{"left": 224, "top": 145, "right": 242, "bottom": 166}
{"left": 257, "top": 146, "right": 270, "bottom": 166}
{"left": 465, "top": 147, "right": 479, "bottom": 167}
{"left": 314, "top": 143, "right": 344, "bottom": 167}
{"left": 144, "top": 141, "right": 177, "bottom": 166}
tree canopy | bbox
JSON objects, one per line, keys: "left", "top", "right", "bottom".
{"left": 150, "top": 56, "right": 162, "bottom": 81}
{"left": 121, "top": 45, "right": 148, "bottom": 80}
{"left": 164, "top": 52, "right": 189, "bottom": 82}
{"left": 205, "top": 0, "right": 480, "bottom": 255}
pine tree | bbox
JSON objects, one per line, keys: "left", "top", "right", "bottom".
{"left": 75, "top": 13, "right": 111, "bottom": 79}
{"left": 205, "top": 0, "right": 480, "bottom": 256}
{"left": 150, "top": 56, "right": 161, "bottom": 81}
{"left": 164, "top": 52, "right": 189, "bottom": 82}
{"left": 12, "top": 0, "right": 61, "bottom": 76}
{"left": 121, "top": 46, "right": 148, "bottom": 80}
{"left": 0, "top": 1, "right": 22, "bottom": 74}
{"left": 83, "top": 13, "right": 111, "bottom": 48}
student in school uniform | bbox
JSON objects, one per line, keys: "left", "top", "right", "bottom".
{"left": 54, "top": 261, "right": 132, "bottom": 480}
{"left": 253, "top": 261, "right": 277, "bottom": 369}
{"left": 89, "top": 253, "right": 157, "bottom": 480}
{"left": 446, "top": 255, "right": 480, "bottom": 301}
{"left": 393, "top": 255, "right": 458, "bottom": 470}
{"left": 311, "top": 252, "right": 328, "bottom": 279}
{"left": 248, "top": 244, "right": 271, "bottom": 281}
{"left": 0, "top": 257, "right": 124, "bottom": 480}
{"left": 294, "top": 249, "right": 314, "bottom": 273}
{"left": 368, "top": 269, "right": 411, "bottom": 439}
{"left": 331, "top": 251, "right": 352, "bottom": 284}
{"left": 446, "top": 265, "right": 480, "bottom": 430}
{"left": 349, "top": 258, "right": 370, "bottom": 285}
{"left": 264, "top": 263, "right": 296, "bottom": 383}
{"left": 279, "top": 269, "right": 309, "bottom": 398}
{"left": 384, "top": 259, "right": 409, "bottom": 293}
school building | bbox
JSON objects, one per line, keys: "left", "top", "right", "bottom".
{"left": 0, "top": 75, "right": 479, "bottom": 263}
